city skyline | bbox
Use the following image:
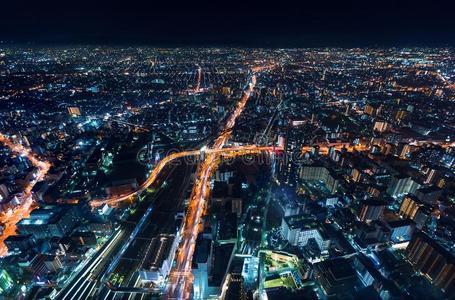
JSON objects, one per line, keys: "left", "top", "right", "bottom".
{"left": 1, "top": 47, "right": 454, "bottom": 299}
{"left": 0, "top": 2, "right": 455, "bottom": 299}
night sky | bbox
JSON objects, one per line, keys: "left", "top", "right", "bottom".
{"left": 1, "top": 0, "right": 454, "bottom": 47}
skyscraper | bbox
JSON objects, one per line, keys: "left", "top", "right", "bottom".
{"left": 406, "top": 232, "right": 455, "bottom": 295}
{"left": 358, "top": 199, "right": 386, "bottom": 222}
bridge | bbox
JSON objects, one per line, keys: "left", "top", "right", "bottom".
{"left": 90, "top": 145, "right": 281, "bottom": 207}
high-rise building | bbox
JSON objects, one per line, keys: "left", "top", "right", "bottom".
{"left": 367, "top": 185, "right": 381, "bottom": 198}
{"left": 279, "top": 121, "right": 307, "bottom": 186}
{"left": 329, "top": 148, "right": 341, "bottom": 162}
{"left": 395, "top": 110, "right": 407, "bottom": 122}
{"left": 344, "top": 103, "right": 351, "bottom": 116}
{"left": 364, "top": 104, "right": 382, "bottom": 117}
{"left": 373, "top": 120, "right": 389, "bottom": 133}
{"left": 314, "top": 258, "right": 359, "bottom": 297}
{"left": 386, "top": 175, "right": 421, "bottom": 198}
{"left": 414, "top": 186, "right": 442, "bottom": 206}
{"left": 224, "top": 274, "right": 246, "bottom": 300}
{"left": 399, "top": 144, "right": 417, "bottom": 159}
{"left": 351, "top": 168, "right": 362, "bottom": 183}
{"left": 67, "top": 106, "right": 81, "bottom": 117}
{"left": 192, "top": 233, "right": 219, "bottom": 299}
{"left": 28, "top": 254, "right": 63, "bottom": 276}
{"left": 383, "top": 143, "right": 395, "bottom": 156}
{"left": 300, "top": 164, "right": 340, "bottom": 194}
{"left": 424, "top": 168, "right": 439, "bottom": 185}
{"left": 353, "top": 254, "right": 377, "bottom": 287}
{"left": 231, "top": 198, "right": 242, "bottom": 217}
{"left": 399, "top": 194, "right": 423, "bottom": 219}
{"left": 223, "top": 257, "right": 247, "bottom": 300}
{"left": 399, "top": 195, "right": 431, "bottom": 229}
{"left": 4, "top": 234, "right": 36, "bottom": 252}
{"left": 70, "top": 231, "right": 97, "bottom": 247}
{"left": 281, "top": 215, "right": 330, "bottom": 252}
{"left": 358, "top": 199, "right": 386, "bottom": 222}
{"left": 138, "top": 234, "right": 177, "bottom": 285}
{"left": 17, "top": 205, "right": 82, "bottom": 239}
{"left": 406, "top": 232, "right": 455, "bottom": 295}
{"left": 364, "top": 104, "right": 375, "bottom": 116}
{"left": 311, "top": 113, "right": 317, "bottom": 124}
{"left": 384, "top": 219, "right": 414, "bottom": 243}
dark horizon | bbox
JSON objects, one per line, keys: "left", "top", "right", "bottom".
{"left": 1, "top": 0, "right": 455, "bottom": 47}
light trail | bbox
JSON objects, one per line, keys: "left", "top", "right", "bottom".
{"left": 89, "top": 65, "right": 275, "bottom": 299}
{"left": 90, "top": 145, "right": 278, "bottom": 207}
{"left": 165, "top": 68, "right": 273, "bottom": 299}
{"left": 0, "top": 133, "right": 51, "bottom": 257}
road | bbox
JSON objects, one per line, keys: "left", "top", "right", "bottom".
{"left": 165, "top": 71, "right": 267, "bottom": 299}
{"left": 56, "top": 157, "right": 189, "bottom": 300}
{"left": 54, "top": 145, "right": 277, "bottom": 300}
{"left": 90, "top": 145, "right": 279, "bottom": 208}
{"left": 95, "top": 159, "right": 192, "bottom": 300}
{"left": 0, "top": 133, "right": 51, "bottom": 256}
{"left": 2, "top": 64, "right": 276, "bottom": 298}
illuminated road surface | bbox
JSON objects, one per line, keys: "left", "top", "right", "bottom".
{"left": 165, "top": 71, "right": 268, "bottom": 299}
{"left": 0, "top": 133, "right": 51, "bottom": 256}
{"left": 90, "top": 145, "right": 278, "bottom": 207}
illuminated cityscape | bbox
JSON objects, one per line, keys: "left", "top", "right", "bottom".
{"left": 0, "top": 1, "right": 455, "bottom": 299}
{"left": 0, "top": 47, "right": 454, "bottom": 300}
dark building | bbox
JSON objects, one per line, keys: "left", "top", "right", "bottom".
{"left": 414, "top": 186, "right": 443, "bottom": 205}
{"left": 27, "top": 254, "right": 63, "bottom": 276}
{"left": 386, "top": 174, "right": 420, "bottom": 197}
{"left": 4, "top": 234, "right": 36, "bottom": 252}
{"left": 314, "top": 258, "right": 359, "bottom": 297}
{"left": 399, "top": 194, "right": 431, "bottom": 229}
{"left": 17, "top": 205, "right": 82, "bottom": 239}
{"left": 70, "top": 231, "right": 97, "bottom": 247}
{"left": 358, "top": 199, "right": 386, "bottom": 222}
{"left": 300, "top": 164, "right": 340, "bottom": 194}
{"left": 225, "top": 257, "right": 247, "bottom": 300}
{"left": 279, "top": 121, "right": 308, "bottom": 186}
{"left": 406, "top": 232, "right": 455, "bottom": 295}
{"left": 224, "top": 273, "right": 246, "bottom": 300}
